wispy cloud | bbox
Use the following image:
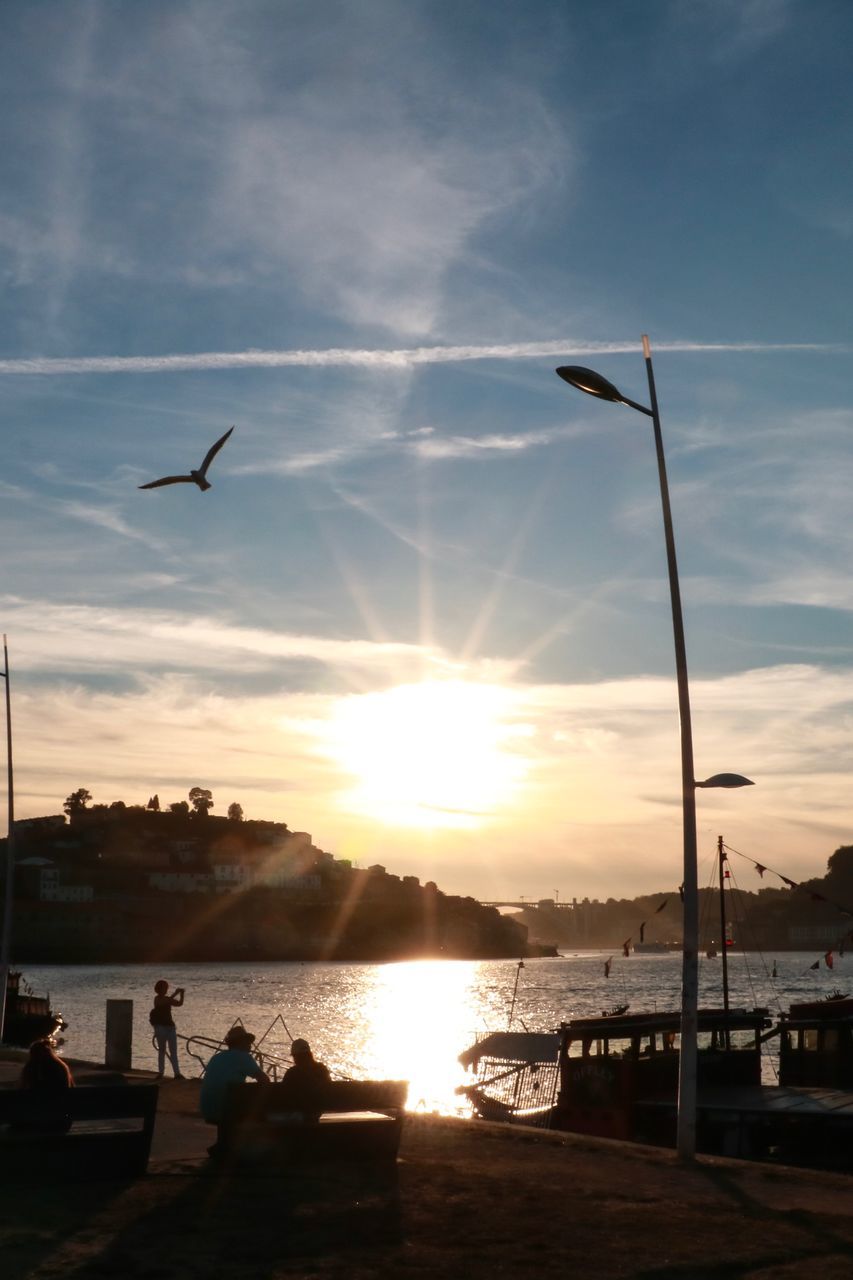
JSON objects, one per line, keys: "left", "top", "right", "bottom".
{"left": 0, "top": 596, "right": 449, "bottom": 681}
{"left": 0, "top": 339, "right": 842, "bottom": 377}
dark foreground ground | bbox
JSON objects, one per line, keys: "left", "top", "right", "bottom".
{"left": 2, "top": 1068, "right": 853, "bottom": 1280}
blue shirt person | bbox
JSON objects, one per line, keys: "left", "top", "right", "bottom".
{"left": 200, "top": 1026, "right": 269, "bottom": 1153}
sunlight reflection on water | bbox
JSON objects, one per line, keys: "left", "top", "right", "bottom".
{"left": 21, "top": 952, "right": 846, "bottom": 1112}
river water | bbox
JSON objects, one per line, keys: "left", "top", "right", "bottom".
{"left": 20, "top": 951, "right": 846, "bottom": 1114}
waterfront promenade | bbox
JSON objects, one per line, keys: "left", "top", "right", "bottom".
{"left": 2, "top": 1056, "right": 853, "bottom": 1278}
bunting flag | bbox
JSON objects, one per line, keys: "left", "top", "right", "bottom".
{"left": 722, "top": 841, "right": 853, "bottom": 976}
{"left": 639, "top": 922, "right": 646, "bottom": 943}
{"left": 655, "top": 899, "right": 668, "bottom": 914}
{"left": 604, "top": 957, "right": 612, "bottom": 978}
{"left": 622, "top": 938, "right": 631, "bottom": 958}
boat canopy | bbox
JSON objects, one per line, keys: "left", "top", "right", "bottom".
{"left": 458, "top": 1031, "right": 560, "bottom": 1071}
{"left": 562, "top": 1007, "right": 770, "bottom": 1040}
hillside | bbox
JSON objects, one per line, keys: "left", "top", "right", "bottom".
{"left": 2, "top": 795, "right": 535, "bottom": 962}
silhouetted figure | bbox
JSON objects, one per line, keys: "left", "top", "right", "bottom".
{"left": 283, "top": 1038, "right": 332, "bottom": 1122}
{"left": 139, "top": 426, "right": 234, "bottom": 491}
{"left": 150, "top": 979, "right": 185, "bottom": 1078}
{"left": 200, "top": 1026, "right": 269, "bottom": 1155}
{"left": 18, "top": 1038, "right": 74, "bottom": 1132}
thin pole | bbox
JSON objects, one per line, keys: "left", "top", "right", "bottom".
{"left": 641, "top": 335, "right": 699, "bottom": 1162}
{"left": 0, "top": 635, "right": 15, "bottom": 1043}
{"left": 718, "top": 835, "right": 730, "bottom": 1049}
{"left": 508, "top": 959, "right": 525, "bottom": 1028}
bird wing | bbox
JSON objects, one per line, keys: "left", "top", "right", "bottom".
{"left": 138, "top": 475, "right": 194, "bottom": 489}
{"left": 197, "top": 425, "right": 235, "bottom": 476}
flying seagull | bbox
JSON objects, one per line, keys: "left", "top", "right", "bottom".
{"left": 139, "top": 426, "right": 235, "bottom": 492}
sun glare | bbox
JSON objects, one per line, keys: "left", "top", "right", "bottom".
{"left": 324, "top": 680, "right": 531, "bottom": 829}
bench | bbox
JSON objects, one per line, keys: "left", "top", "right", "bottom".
{"left": 0, "top": 1083, "right": 159, "bottom": 1180}
{"left": 219, "top": 1078, "right": 408, "bottom": 1167}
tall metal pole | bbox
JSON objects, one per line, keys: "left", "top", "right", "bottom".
{"left": 718, "top": 835, "right": 730, "bottom": 1041}
{"left": 712, "top": 834, "right": 727, "bottom": 1013}
{"left": 0, "top": 635, "right": 15, "bottom": 1043}
{"left": 641, "top": 335, "right": 699, "bottom": 1161}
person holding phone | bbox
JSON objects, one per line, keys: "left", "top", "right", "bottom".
{"left": 150, "top": 979, "right": 185, "bottom": 1079}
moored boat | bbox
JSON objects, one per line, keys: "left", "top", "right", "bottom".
{"left": 2, "top": 970, "right": 66, "bottom": 1046}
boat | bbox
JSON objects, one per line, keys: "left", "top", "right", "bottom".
{"left": 553, "top": 1004, "right": 770, "bottom": 1146}
{"left": 1, "top": 970, "right": 66, "bottom": 1047}
{"left": 776, "top": 991, "right": 853, "bottom": 1088}
{"left": 457, "top": 1030, "right": 561, "bottom": 1127}
{"left": 458, "top": 838, "right": 853, "bottom": 1167}
{"left": 458, "top": 1005, "right": 772, "bottom": 1146}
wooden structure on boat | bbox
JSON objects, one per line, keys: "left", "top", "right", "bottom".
{"left": 457, "top": 1030, "right": 561, "bottom": 1126}
{"left": 1, "top": 971, "right": 65, "bottom": 1047}
{"left": 777, "top": 995, "right": 853, "bottom": 1088}
{"left": 554, "top": 1007, "right": 771, "bottom": 1143}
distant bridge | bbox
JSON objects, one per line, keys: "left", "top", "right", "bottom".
{"left": 479, "top": 899, "right": 575, "bottom": 911}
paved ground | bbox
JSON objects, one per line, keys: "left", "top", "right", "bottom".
{"left": 3, "top": 1056, "right": 853, "bottom": 1279}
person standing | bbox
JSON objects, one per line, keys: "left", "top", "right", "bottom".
{"left": 150, "top": 979, "right": 185, "bottom": 1079}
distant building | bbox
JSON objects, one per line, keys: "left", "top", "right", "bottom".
{"left": 148, "top": 871, "right": 213, "bottom": 894}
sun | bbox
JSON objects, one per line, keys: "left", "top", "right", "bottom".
{"left": 323, "top": 679, "right": 532, "bottom": 829}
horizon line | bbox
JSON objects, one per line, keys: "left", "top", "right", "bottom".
{"left": 0, "top": 339, "right": 846, "bottom": 377}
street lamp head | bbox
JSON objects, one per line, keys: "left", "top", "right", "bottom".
{"left": 555, "top": 365, "right": 654, "bottom": 418}
{"left": 555, "top": 365, "right": 626, "bottom": 403}
{"left": 694, "top": 773, "right": 755, "bottom": 789}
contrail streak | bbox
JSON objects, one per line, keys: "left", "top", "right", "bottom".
{"left": 0, "top": 340, "right": 844, "bottom": 377}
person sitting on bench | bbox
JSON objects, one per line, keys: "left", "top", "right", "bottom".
{"left": 200, "top": 1026, "right": 269, "bottom": 1155}
{"left": 282, "top": 1039, "right": 331, "bottom": 1122}
{"left": 18, "top": 1038, "right": 75, "bottom": 1133}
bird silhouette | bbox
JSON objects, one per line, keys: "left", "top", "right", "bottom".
{"left": 139, "top": 426, "right": 235, "bottom": 492}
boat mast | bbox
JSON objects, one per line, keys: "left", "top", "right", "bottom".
{"left": 0, "top": 635, "right": 15, "bottom": 1043}
{"left": 718, "top": 835, "right": 730, "bottom": 1048}
{"left": 508, "top": 959, "right": 525, "bottom": 1028}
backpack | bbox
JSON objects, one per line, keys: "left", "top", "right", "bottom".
{"left": 149, "top": 1007, "right": 159, "bottom": 1026}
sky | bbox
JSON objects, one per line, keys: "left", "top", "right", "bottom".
{"left": 1, "top": 0, "right": 852, "bottom": 902}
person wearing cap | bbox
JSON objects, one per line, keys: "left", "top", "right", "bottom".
{"left": 282, "top": 1039, "right": 332, "bottom": 1122}
{"left": 199, "top": 1026, "right": 270, "bottom": 1150}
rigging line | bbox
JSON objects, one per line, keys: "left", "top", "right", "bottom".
{"left": 723, "top": 840, "right": 853, "bottom": 975}
{"left": 723, "top": 841, "right": 853, "bottom": 919}
{"left": 724, "top": 865, "right": 782, "bottom": 1083}
{"left": 726, "top": 863, "right": 769, "bottom": 1008}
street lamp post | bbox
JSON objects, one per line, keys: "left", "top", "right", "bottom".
{"left": 555, "top": 338, "right": 753, "bottom": 1160}
{"left": 0, "top": 636, "right": 15, "bottom": 1044}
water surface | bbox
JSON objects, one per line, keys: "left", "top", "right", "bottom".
{"left": 21, "top": 951, "right": 844, "bottom": 1113}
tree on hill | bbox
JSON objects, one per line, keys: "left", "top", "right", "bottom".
{"left": 147, "top": 794, "right": 160, "bottom": 812}
{"left": 189, "top": 787, "right": 213, "bottom": 818}
{"left": 64, "top": 788, "right": 92, "bottom": 816}
{"left": 169, "top": 801, "right": 190, "bottom": 816}
{"left": 227, "top": 803, "right": 244, "bottom": 822}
